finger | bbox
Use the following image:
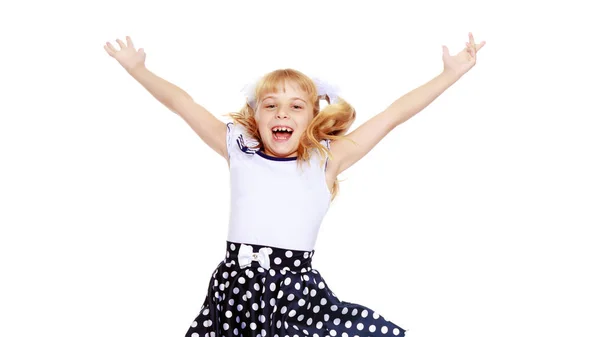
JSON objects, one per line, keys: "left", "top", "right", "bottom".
{"left": 105, "top": 41, "right": 117, "bottom": 54}
{"left": 126, "top": 36, "right": 134, "bottom": 48}
{"left": 465, "top": 42, "right": 475, "bottom": 58}
{"left": 442, "top": 45, "right": 450, "bottom": 57}
{"left": 116, "top": 38, "right": 126, "bottom": 49}
{"left": 103, "top": 45, "right": 114, "bottom": 56}
{"left": 476, "top": 40, "right": 486, "bottom": 51}
{"left": 469, "top": 32, "right": 475, "bottom": 46}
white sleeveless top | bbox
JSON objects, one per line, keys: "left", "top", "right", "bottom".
{"left": 225, "top": 122, "right": 331, "bottom": 251}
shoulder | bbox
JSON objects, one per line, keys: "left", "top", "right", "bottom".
{"left": 226, "top": 121, "right": 260, "bottom": 156}
{"left": 307, "top": 139, "right": 332, "bottom": 170}
{"left": 322, "top": 138, "right": 342, "bottom": 176}
{"left": 226, "top": 121, "right": 252, "bottom": 136}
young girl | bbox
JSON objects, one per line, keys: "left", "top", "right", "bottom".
{"left": 104, "top": 33, "right": 485, "bottom": 337}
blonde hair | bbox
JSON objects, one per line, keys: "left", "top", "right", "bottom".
{"left": 228, "top": 69, "right": 356, "bottom": 199}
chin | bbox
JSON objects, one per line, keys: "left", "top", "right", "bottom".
{"left": 264, "top": 130, "right": 299, "bottom": 156}
{"left": 265, "top": 142, "right": 299, "bottom": 158}
{"left": 268, "top": 145, "right": 298, "bottom": 158}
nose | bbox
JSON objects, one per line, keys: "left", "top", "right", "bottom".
{"left": 275, "top": 107, "right": 289, "bottom": 119}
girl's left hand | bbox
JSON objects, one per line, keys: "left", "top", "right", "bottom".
{"left": 442, "top": 32, "right": 486, "bottom": 77}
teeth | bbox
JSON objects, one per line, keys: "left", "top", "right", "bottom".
{"left": 272, "top": 127, "right": 292, "bottom": 132}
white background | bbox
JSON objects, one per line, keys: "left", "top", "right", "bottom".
{"left": 1, "top": 1, "right": 599, "bottom": 337}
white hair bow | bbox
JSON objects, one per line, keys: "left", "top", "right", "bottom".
{"left": 312, "top": 77, "right": 339, "bottom": 105}
{"left": 238, "top": 243, "right": 272, "bottom": 269}
{"left": 241, "top": 76, "right": 339, "bottom": 109}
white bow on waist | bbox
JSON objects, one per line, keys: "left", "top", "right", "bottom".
{"left": 238, "top": 244, "right": 272, "bottom": 269}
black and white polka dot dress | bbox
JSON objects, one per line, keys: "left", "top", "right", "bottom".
{"left": 184, "top": 122, "right": 407, "bottom": 336}
{"left": 184, "top": 241, "right": 406, "bottom": 337}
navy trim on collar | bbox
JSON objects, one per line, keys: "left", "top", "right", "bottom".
{"left": 256, "top": 150, "right": 297, "bottom": 161}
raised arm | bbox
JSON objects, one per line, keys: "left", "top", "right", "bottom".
{"left": 104, "top": 36, "right": 228, "bottom": 160}
{"left": 327, "top": 33, "right": 486, "bottom": 176}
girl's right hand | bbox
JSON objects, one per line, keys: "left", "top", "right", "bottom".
{"left": 104, "top": 36, "right": 146, "bottom": 73}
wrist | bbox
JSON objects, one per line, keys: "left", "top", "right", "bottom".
{"left": 440, "top": 69, "right": 462, "bottom": 84}
{"left": 126, "top": 63, "right": 147, "bottom": 77}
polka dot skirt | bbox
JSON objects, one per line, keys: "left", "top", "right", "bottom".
{"left": 185, "top": 241, "right": 406, "bottom": 337}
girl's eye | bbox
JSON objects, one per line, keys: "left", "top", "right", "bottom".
{"left": 266, "top": 104, "right": 276, "bottom": 109}
{"left": 293, "top": 105, "right": 303, "bottom": 109}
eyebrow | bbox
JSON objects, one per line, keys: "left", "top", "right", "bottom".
{"left": 261, "top": 95, "right": 307, "bottom": 104}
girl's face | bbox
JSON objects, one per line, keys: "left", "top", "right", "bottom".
{"left": 255, "top": 81, "right": 314, "bottom": 158}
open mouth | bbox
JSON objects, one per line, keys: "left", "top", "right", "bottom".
{"left": 271, "top": 126, "right": 294, "bottom": 141}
